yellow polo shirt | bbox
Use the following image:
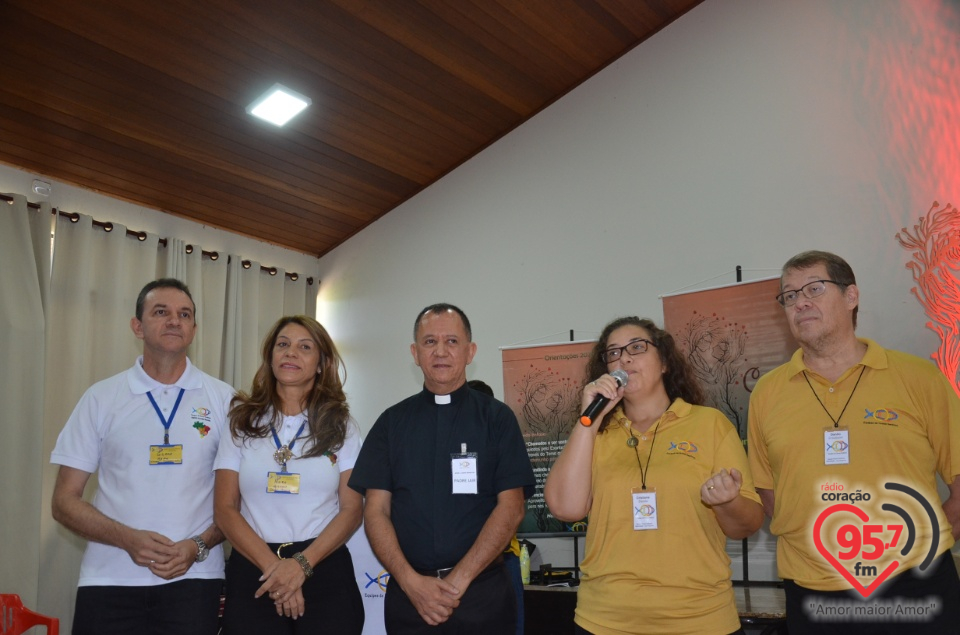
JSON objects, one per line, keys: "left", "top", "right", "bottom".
{"left": 576, "top": 399, "right": 759, "bottom": 635}
{"left": 748, "top": 339, "right": 960, "bottom": 590}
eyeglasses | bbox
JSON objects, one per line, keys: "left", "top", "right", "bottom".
{"left": 775, "top": 280, "right": 843, "bottom": 307}
{"left": 601, "top": 339, "right": 655, "bottom": 364}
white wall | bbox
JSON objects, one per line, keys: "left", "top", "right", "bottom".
{"left": 316, "top": 0, "right": 960, "bottom": 573}
{"left": 0, "top": 161, "right": 321, "bottom": 279}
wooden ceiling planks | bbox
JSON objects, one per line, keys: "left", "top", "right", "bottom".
{"left": 0, "top": 0, "right": 702, "bottom": 256}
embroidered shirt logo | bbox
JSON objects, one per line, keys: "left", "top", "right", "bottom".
{"left": 863, "top": 408, "right": 899, "bottom": 425}
{"left": 193, "top": 421, "right": 211, "bottom": 437}
{"left": 667, "top": 440, "right": 698, "bottom": 457}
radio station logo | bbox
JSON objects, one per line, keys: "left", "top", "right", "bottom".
{"left": 813, "top": 482, "right": 940, "bottom": 599}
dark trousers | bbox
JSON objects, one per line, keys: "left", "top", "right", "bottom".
{"left": 784, "top": 552, "right": 960, "bottom": 634}
{"left": 385, "top": 562, "right": 515, "bottom": 634}
{"left": 574, "top": 625, "right": 745, "bottom": 635}
{"left": 221, "top": 542, "right": 364, "bottom": 635}
{"left": 72, "top": 578, "right": 221, "bottom": 635}
{"left": 503, "top": 552, "right": 525, "bottom": 635}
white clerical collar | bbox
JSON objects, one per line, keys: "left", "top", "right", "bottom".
{"left": 434, "top": 394, "right": 452, "bottom": 405}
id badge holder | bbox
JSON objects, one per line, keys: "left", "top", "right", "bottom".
{"left": 824, "top": 426, "right": 850, "bottom": 465}
{"left": 451, "top": 443, "right": 478, "bottom": 494}
{"left": 267, "top": 471, "right": 301, "bottom": 494}
{"left": 632, "top": 487, "right": 658, "bottom": 530}
{"left": 149, "top": 444, "right": 183, "bottom": 465}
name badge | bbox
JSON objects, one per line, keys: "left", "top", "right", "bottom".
{"left": 267, "top": 471, "right": 301, "bottom": 494}
{"left": 824, "top": 427, "right": 850, "bottom": 465}
{"left": 451, "top": 452, "right": 478, "bottom": 494}
{"left": 149, "top": 444, "right": 183, "bottom": 465}
{"left": 632, "top": 489, "right": 658, "bottom": 530}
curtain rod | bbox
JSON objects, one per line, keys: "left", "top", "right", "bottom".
{"left": 2, "top": 194, "right": 314, "bottom": 284}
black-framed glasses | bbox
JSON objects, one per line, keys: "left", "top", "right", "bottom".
{"left": 776, "top": 279, "right": 843, "bottom": 307}
{"left": 601, "top": 339, "right": 655, "bottom": 364}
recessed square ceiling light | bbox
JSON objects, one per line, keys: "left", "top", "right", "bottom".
{"left": 246, "top": 83, "right": 311, "bottom": 126}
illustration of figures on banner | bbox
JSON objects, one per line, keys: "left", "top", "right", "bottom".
{"left": 502, "top": 341, "right": 593, "bottom": 533}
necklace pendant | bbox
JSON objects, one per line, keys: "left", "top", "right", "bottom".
{"left": 626, "top": 436, "right": 639, "bottom": 448}
{"left": 273, "top": 446, "right": 294, "bottom": 466}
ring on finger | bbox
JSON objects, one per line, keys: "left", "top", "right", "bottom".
{"left": 707, "top": 485, "right": 715, "bottom": 490}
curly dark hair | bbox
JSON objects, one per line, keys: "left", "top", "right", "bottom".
{"left": 585, "top": 316, "right": 705, "bottom": 431}
{"left": 229, "top": 315, "right": 350, "bottom": 458}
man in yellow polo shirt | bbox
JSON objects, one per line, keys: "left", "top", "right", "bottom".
{"left": 748, "top": 250, "right": 960, "bottom": 634}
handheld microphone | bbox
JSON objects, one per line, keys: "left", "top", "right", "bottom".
{"left": 579, "top": 369, "right": 628, "bottom": 426}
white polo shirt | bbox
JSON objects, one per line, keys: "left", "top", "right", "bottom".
{"left": 214, "top": 412, "right": 361, "bottom": 543}
{"left": 51, "top": 356, "right": 234, "bottom": 586}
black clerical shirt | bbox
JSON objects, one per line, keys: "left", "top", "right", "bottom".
{"left": 349, "top": 383, "right": 535, "bottom": 571}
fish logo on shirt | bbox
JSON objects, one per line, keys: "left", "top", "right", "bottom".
{"left": 192, "top": 407, "right": 213, "bottom": 425}
{"left": 667, "top": 440, "right": 698, "bottom": 457}
{"left": 863, "top": 408, "right": 899, "bottom": 423}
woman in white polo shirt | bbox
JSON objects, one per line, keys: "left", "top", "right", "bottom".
{"left": 214, "top": 315, "right": 364, "bottom": 633}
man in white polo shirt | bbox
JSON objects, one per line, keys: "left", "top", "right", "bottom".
{"left": 51, "top": 278, "right": 234, "bottom": 635}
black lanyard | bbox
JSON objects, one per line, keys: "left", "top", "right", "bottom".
{"left": 627, "top": 414, "right": 664, "bottom": 490}
{"left": 803, "top": 366, "right": 866, "bottom": 428}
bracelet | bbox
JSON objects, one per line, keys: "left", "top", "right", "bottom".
{"left": 292, "top": 551, "right": 314, "bottom": 578}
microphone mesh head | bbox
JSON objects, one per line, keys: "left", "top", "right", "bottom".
{"left": 610, "top": 369, "right": 629, "bottom": 386}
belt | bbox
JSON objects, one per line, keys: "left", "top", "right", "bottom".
{"left": 416, "top": 554, "right": 504, "bottom": 579}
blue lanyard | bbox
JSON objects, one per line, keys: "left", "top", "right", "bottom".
{"left": 147, "top": 389, "right": 185, "bottom": 445}
{"left": 271, "top": 420, "right": 307, "bottom": 470}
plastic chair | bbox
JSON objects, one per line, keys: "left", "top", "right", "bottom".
{"left": 0, "top": 594, "right": 59, "bottom": 635}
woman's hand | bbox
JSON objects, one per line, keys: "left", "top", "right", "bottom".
{"left": 580, "top": 373, "right": 625, "bottom": 427}
{"left": 255, "top": 557, "right": 307, "bottom": 611}
{"left": 276, "top": 587, "right": 305, "bottom": 619}
{"left": 701, "top": 468, "right": 743, "bottom": 506}
{"left": 702, "top": 467, "right": 764, "bottom": 539}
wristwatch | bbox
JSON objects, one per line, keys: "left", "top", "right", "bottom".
{"left": 191, "top": 535, "right": 210, "bottom": 562}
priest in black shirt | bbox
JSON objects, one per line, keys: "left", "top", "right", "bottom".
{"left": 349, "top": 303, "right": 535, "bottom": 634}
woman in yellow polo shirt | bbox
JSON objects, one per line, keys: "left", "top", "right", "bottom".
{"left": 545, "top": 316, "right": 764, "bottom": 635}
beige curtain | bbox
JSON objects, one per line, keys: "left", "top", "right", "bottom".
{"left": 0, "top": 198, "right": 317, "bottom": 631}
{"left": 0, "top": 195, "right": 51, "bottom": 607}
